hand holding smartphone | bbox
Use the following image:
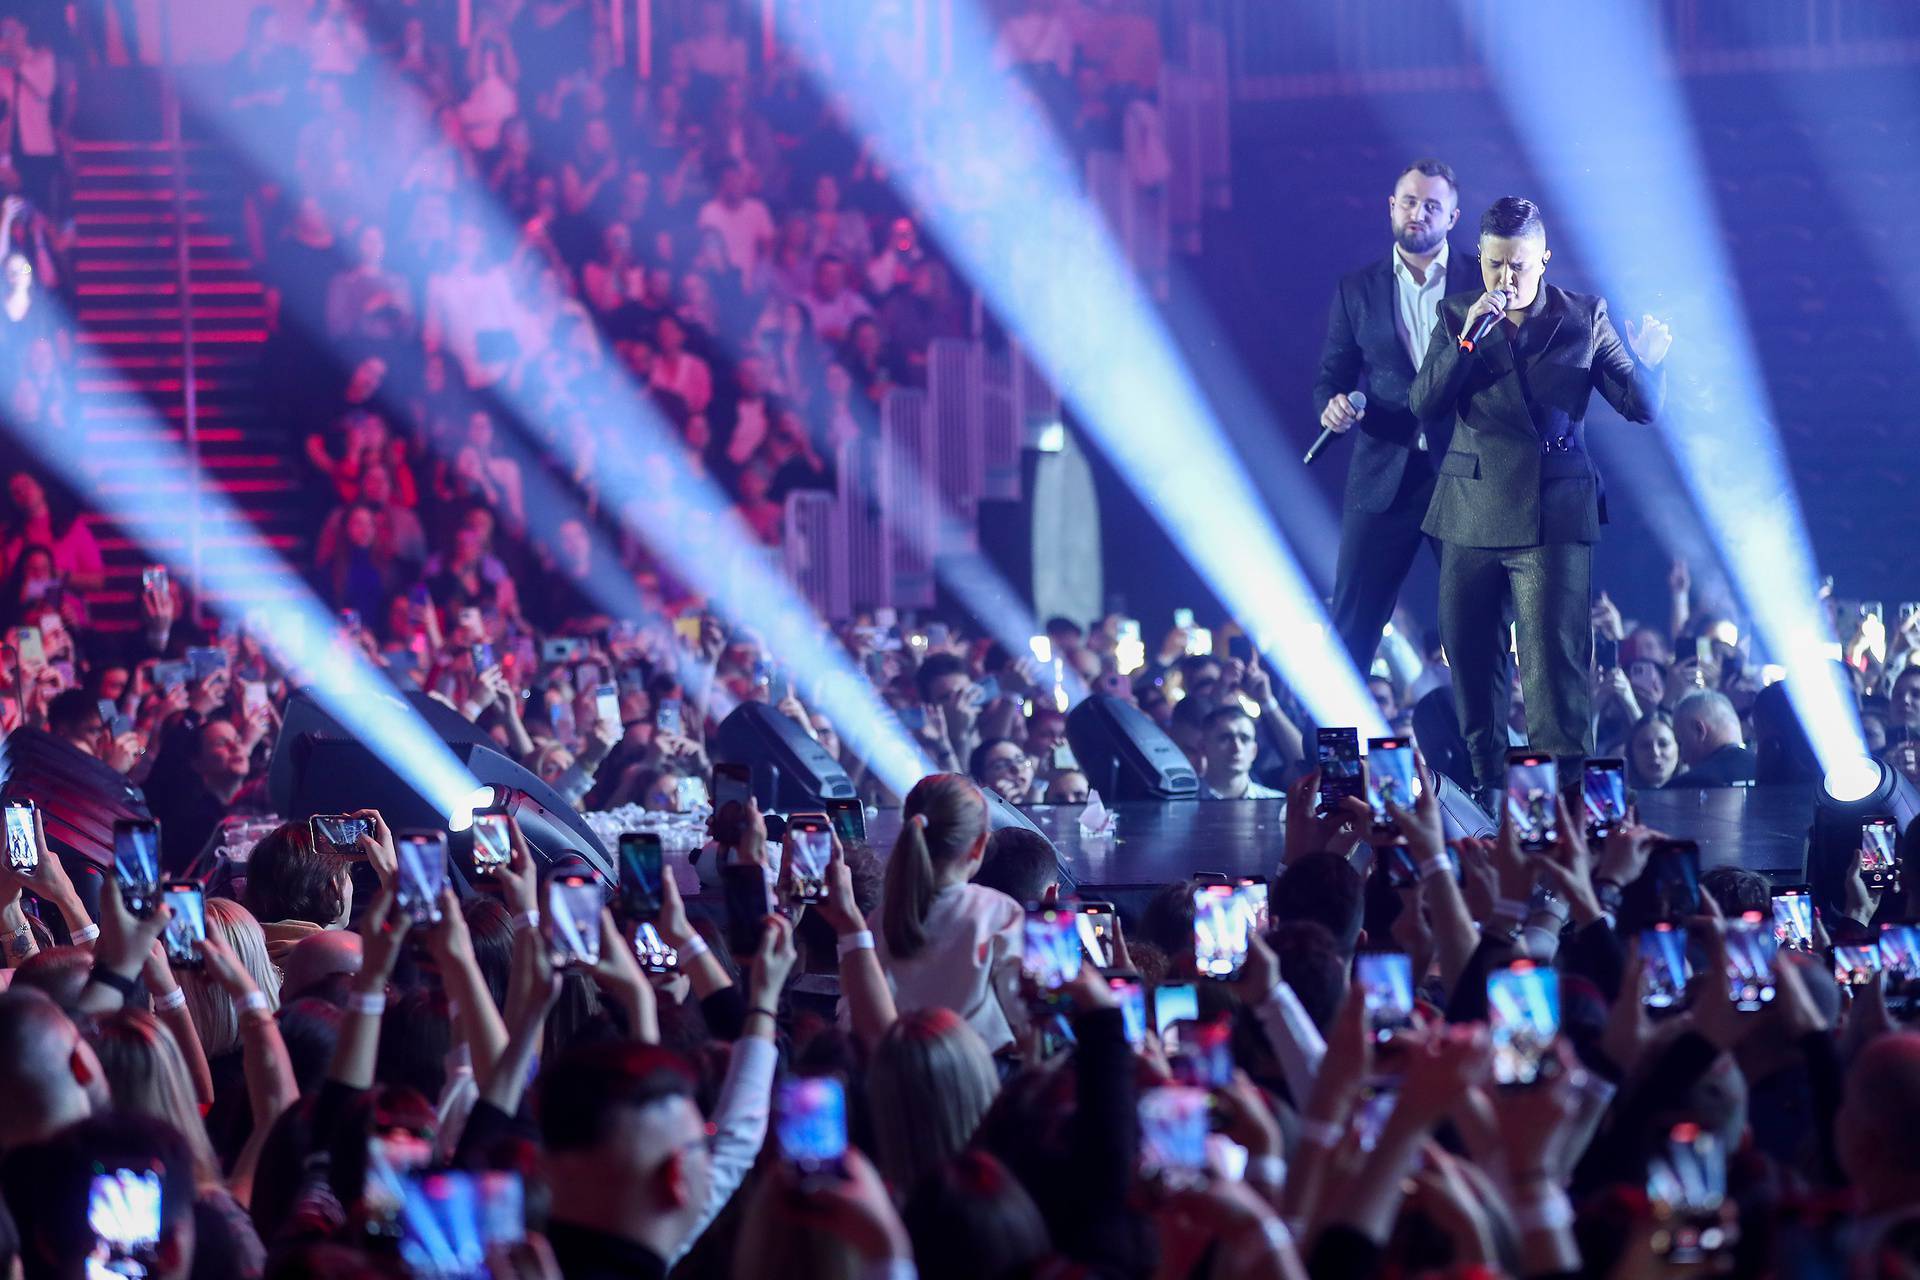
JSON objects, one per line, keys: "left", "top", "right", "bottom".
{"left": 471, "top": 811, "right": 513, "bottom": 875}
{"left": 1488, "top": 960, "right": 1559, "bottom": 1086}
{"left": 1364, "top": 737, "right": 1420, "bottom": 835}
{"left": 1315, "top": 727, "right": 1362, "bottom": 816}
{"left": 785, "top": 817, "right": 833, "bottom": 903}
{"left": 1582, "top": 758, "right": 1628, "bottom": 840}
{"left": 4, "top": 799, "right": 39, "bottom": 874}
{"left": 1505, "top": 752, "right": 1559, "bottom": 851}
{"left": 162, "top": 881, "right": 207, "bottom": 968}
{"left": 1023, "top": 903, "right": 1083, "bottom": 990}
{"left": 1191, "top": 883, "right": 1250, "bottom": 980}
{"left": 546, "top": 874, "right": 605, "bottom": 969}
{"left": 112, "top": 819, "right": 162, "bottom": 917}
{"left": 395, "top": 832, "right": 448, "bottom": 926}
{"left": 617, "top": 832, "right": 665, "bottom": 917}
{"left": 776, "top": 1077, "right": 850, "bottom": 1186}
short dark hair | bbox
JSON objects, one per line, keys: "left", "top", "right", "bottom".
{"left": 243, "top": 822, "right": 347, "bottom": 926}
{"left": 1274, "top": 853, "right": 1366, "bottom": 957}
{"left": 45, "top": 689, "right": 99, "bottom": 738}
{"left": 537, "top": 1041, "right": 697, "bottom": 1154}
{"left": 1200, "top": 704, "right": 1255, "bottom": 735}
{"left": 1480, "top": 196, "right": 1545, "bottom": 241}
{"left": 1700, "top": 866, "right": 1769, "bottom": 919}
{"left": 915, "top": 653, "right": 970, "bottom": 703}
{"left": 1399, "top": 157, "right": 1458, "bottom": 196}
{"left": 977, "top": 829, "right": 1059, "bottom": 904}
{"left": 1268, "top": 920, "right": 1347, "bottom": 1034}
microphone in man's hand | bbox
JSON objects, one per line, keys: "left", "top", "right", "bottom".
{"left": 1304, "top": 391, "right": 1366, "bottom": 466}
{"left": 1459, "top": 290, "right": 1510, "bottom": 352}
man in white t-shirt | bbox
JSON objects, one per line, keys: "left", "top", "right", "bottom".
{"left": 0, "top": 18, "right": 60, "bottom": 211}
{"left": 696, "top": 161, "right": 774, "bottom": 282}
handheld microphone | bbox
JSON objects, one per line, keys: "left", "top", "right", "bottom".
{"left": 1304, "top": 391, "right": 1366, "bottom": 466}
{"left": 1458, "top": 290, "right": 1510, "bottom": 352}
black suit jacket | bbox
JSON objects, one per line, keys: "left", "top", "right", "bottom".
{"left": 1312, "top": 247, "right": 1482, "bottom": 514}
{"left": 1410, "top": 283, "right": 1664, "bottom": 549}
{"left": 1667, "top": 742, "right": 1758, "bottom": 790}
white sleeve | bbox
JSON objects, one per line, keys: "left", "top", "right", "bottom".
{"left": 668, "top": 1034, "right": 779, "bottom": 1264}
{"left": 1253, "top": 979, "right": 1326, "bottom": 1105}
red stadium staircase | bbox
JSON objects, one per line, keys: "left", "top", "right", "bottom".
{"left": 68, "top": 135, "right": 306, "bottom": 631}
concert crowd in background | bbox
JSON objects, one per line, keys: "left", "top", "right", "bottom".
{"left": 4, "top": 1, "right": 1920, "bottom": 1279}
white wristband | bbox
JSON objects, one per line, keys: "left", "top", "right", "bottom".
{"left": 154, "top": 987, "right": 186, "bottom": 1012}
{"left": 238, "top": 990, "right": 270, "bottom": 1013}
{"left": 680, "top": 934, "right": 710, "bottom": 959}
{"left": 1298, "top": 1117, "right": 1342, "bottom": 1148}
{"left": 1509, "top": 1188, "right": 1573, "bottom": 1231}
{"left": 1249, "top": 1153, "right": 1286, "bottom": 1188}
{"left": 70, "top": 923, "right": 99, "bottom": 944}
{"left": 1418, "top": 858, "right": 1451, "bottom": 881}
{"left": 837, "top": 930, "right": 875, "bottom": 958}
{"left": 348, "top": 990, "right": 386, "bottom": 1017}
{"left": 511, "top": 910, "right": 540, "bottom": 932}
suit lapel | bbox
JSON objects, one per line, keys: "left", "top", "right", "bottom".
{"left": 1471, "top": 300, "right": 1547, "bottom": 439}
{"left": 1369, "top": 254, "right": 1415, "bottom": 379}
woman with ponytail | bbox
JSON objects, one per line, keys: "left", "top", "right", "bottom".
{"left": 869, "top": 774, "right": 1024, "bottom": 1052}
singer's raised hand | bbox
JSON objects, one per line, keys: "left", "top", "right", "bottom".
{"left": 1625, "top": 313, "right": 1673, "bottom": 366}
{"left": 1320, "top": 391, "right": 1365, "bottom": 433}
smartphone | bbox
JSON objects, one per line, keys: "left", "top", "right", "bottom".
{"left": 617, "top": 832, "right": 664, "bottom": 918}
{"left": 112, "top": 819, "right": 162, "bottom": 917}
{"left": 541, "top": 637, "right": 585, "bottom": 664}
{"left": 12, "top": 626, "right": 44, "bottom": 670}
{"left": 395, "top": 1170, "right": 526, "bottom": 1279}
{"left": 1583, "top": 758, "right": 1629, "bottom": 841}
{"left": 142, "top": 564, "right": 169, "bottom": 595}
{"left": 1505, "top": 752, "right": 1560, "bottom": 851}
{"left": 161, "top": 881, "right": 207, "bottom": 968}
{"left": 594, "top": 683, "right": 621, "bottom": 730}
{"left": 1695, "top": 635, "right": 1716, "bottom": 667}
{"left": 1153, "top": 982, "right": 1199, "bottom": 1043}
{"left": 1167, "top": 1017, "right": 1234, "bottom": 1087}
{"left": 975, "top": 674, "right": 1002, "bottom": 704}
{"left": 1834, "top": 943, "right": 1883, "bottom": 987}
{"left": 546, "top": 874, "right": 604, "bottom": 969}
{"left": 785, "top": 816, "right": 832, "bottom": 903}
{"left": 825, "top": 796, "right": 866, "bottom": 844}
{"left": 471, "top": 642, "right": 497, "bottom": 672}
{"left": 776, "top": 1077, "right": 849, "bottom": 1186}
{"left": 1108, "top": 974, "right": 1148, "bottom": 1048}
{"left": 1881, "top": 924, "right": 1920, "bottom": 992}
{"left": 1488, "top": 960, "right": 1559, "bottom": 1086}
{"left": 395, "top": 832, "right": 448, "bottom": 926}
{"left": 88, "top": 1166, "right": 164, "bottom": 1274}
{"left": 1076, "top": 900, "right": 1117, "bottom": 967}
{"left": 1641, "top": 923, "right": 1691, "bottom": 1010}
{"left": 577, "top": 661, "right": 605, "bottom": 693}
{"left": 186, "top": 646, "right": 228, "bottom": 682}
{"left": 1235, "top": 878, "right": 1269, "bottom": 933}
{"left": 1138, "top": 1086, "right": 1211, "bottom": 1187}
{"left": 1862, "top": 818, "right": 1901, "bottom": 894}
{"left": 656, "top": 697, "right": 684, "bottom": 737}
{"left": 713, "top": 761, "right": 752, "bottom": 814}
{"left": 1315, "top": 727, "right": 1363, "bottom": 814}
{"left": 1595, "top": 633, "right": 1621, "bottom": 671}
{"left": 241, "top": 681, "right": 269, "bottom": 718}
{"left": 1191, "top": 883, "right": 1250, "bottom": 980}
{"left": 1770, "top": 886, "right": 1814, "bottom": 953}
{"left": 721, "top": 863, "right": 771, "bottom": 953}
{"left": 1023, "top": 902, "right": 1083, "bottom": 990}
{"left": 1365, "top": 737, "right": 1420, "bottom": 832}
{"left": 4, "top": 799, "right": 37, "bottom": 874}
{"left": 1724, "top": 912, "right": 1778, "bottom": 1012}
{"left": 1356, "top": 951, "right": 1415, "bottom": 1042}
{"left": 471, "top": 811, "right": 513, "bottom": 876}
{"left": 1620, "top": 840, "right": 1702, "bottom": 932}
{"left": 310, "top": 814, "right": 371, "bottom": 857}
{"left": 635, "top": 920, "right": 678, "bottom": 972}
{"left": 1647, "top": 1122, "right": 1732, "bottom": 1262}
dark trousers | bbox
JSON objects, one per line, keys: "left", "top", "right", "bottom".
{"left": 1331, "top": 470, "right": 1438, "bottom": 671}
{"left": 1438, "top": 540, "right": 1594, "bottom": 788}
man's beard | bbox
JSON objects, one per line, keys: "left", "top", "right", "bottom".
{"left": 1395, "top": 221, "right": 1446, "bottom": 255}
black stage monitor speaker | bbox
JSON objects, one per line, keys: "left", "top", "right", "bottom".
{"left": 713, "top": 701, "right": 856, "bottom": 811}
{"left": 1066, "top": 695, "right": 1198, "bottom": 801}
{"left": 266, "top": 689, "right": 609, "bottom": 878}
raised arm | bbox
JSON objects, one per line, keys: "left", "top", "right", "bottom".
{"left": 1407, "top": 301, "right": 1474, "bottom": 423}
{"left": 1590, "top": 297, "right": 1666, "bottom": 424}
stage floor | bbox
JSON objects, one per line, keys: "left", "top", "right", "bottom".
{"left": 864, "top": 784, "right": 1815, "bottom": 892}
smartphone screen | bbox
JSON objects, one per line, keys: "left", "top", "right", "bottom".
{"left": 4, "top": 800, "right": 37, "bottom": 873}
{"left": 594, "top": 683, "right": 621, "bottom": 730}
{"left": 656, "top": 698, "right": 684, "bottom": 737}
{"left": 1505, "top": 753, "right": 1560, "bottom": 850}
{"left": 1834, "top": 943, "right": 1883, "bottom": 987}
{"left": 1235, "top": 879, "right": 1270, "bottom": 932}
{"left": 1077, "top": 901, "right": 1117, "bottom": 967}
{"left": 1882, "top": 924, "right": 1920, "bottom": 987}
{"left": 635, "top": 920, "right": 678, "bottom": 972}
{"left": 113, "top": 820, "right": 161, "bottom": 917}
{"left": 470, "top": 812, "right": 512, "bottom": 876}
{"left": 1862, "top": 818, "right": 1901, "bottom": 893}
{"left": 1356, "top": 951, "right": 1415, "bottom": 1042}
{"left": 1583, "top": 758, "right": 1628, "bottom": 839}
{"left": 776, "top": 1077, "right": 849, "bottom": 1183}
{"left": 1595, "top": 633, "right": 1621, "bottom": 671}
{"left": 1153, "top": 982, "right": 1199, "bottom": 1041}
{"left": 1724, "top": 912, "right": 1778, "bottom": 1011}
{"left": 825, "top": 797, "right": 866, "bottom": 844}
{"left": 713, "top": 762, "right": 752, "bottom": 814}
{"left": 546, "top": 874, "right": 604, "bottom": 969}
{"left": 471, "top": 642, "right": 497, "bottom": 671}
{"left": 396, "top": 1171, "right": 499, "bottom": 1280}
{"left": 395, "top": 833, "right": 448, "bottom": 925}
{"left": 617, "top": 832, "right": 665, "bottom": 918}
{"left": 88, "top": 1167, "right": 163, "bottom": 1270}
{"left": 1771, "top": 888, "right": 1814, "bottom": 953}
{"left": 1620, "top": 840, "right": 1702, "bottom": 931}
{"left": 311, "top": 814, "right": 371, "bottom": 856}
{"left": 142, "top": 564, "right": 170, "bottom": 595}
{"left": 1647, "top": 1122, "right": 1730, "bottom": 1262}
{"left": 185, "top": 646, "right": 227, "bottom": 682}
{"left": 1641, "top": 923, "right": 1691, "bottom": 1010}
{"left": 1488, "top": 961, "right": 1559, "bottom": 1086}
{"left": 1108, "top": 976, "right": 1148, "bottom": 1048}
{"left": 161, "top": 882, "right": 206, "bottom": 968}
{"left": 786, "top": 820, "right": 832, "bottom": 903}
{"left": 1167, "top": 1018, "right": 1234, "bottom": 1087}
{"left": 721, "top": 863, "right": 771, "bottom": 953}
{"left": 12, "top": 626, "right": 44, "bottom": 669}
{"left": 1364, "top": 737, "right": 1420, "bottom": 829}
{"left": 1192, "top": 884, "right": 1250, "bottom": 980}
{"left": 1023, "top": 903, "right": 1083, "bottom": 990}
{"left": 1138, "top": 1086, "right": 1211, "bottom": 1187}
{"left": 1315, "top": 727, "right": 1363, "bottom": 813}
